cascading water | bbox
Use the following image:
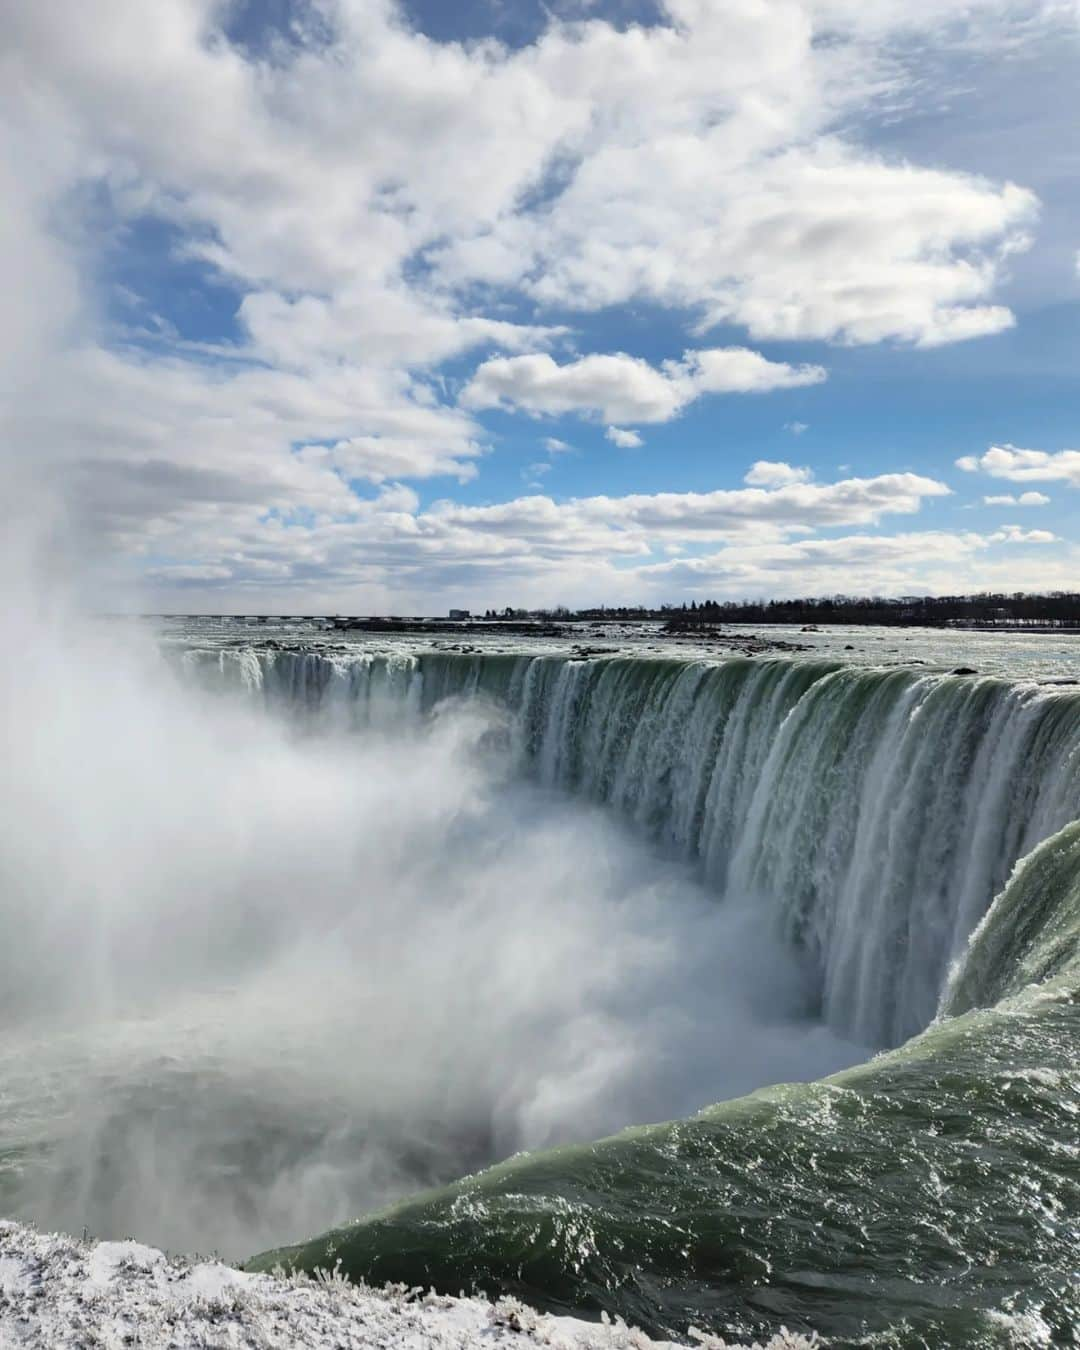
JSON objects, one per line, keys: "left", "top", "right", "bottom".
{"left": 252, "top": 786, "right": 1080, "bottom": 1348}
{"left": 2, "top": 629, "right": 862, "bottom": 1263}
{"left": 183, "top": 644, "right": 1080, "bottom": 1047}
{"left": 944, "top": 817, "right": 1080, "bottom": 1015}
{"left": 7, "top": 627, "right": 1078, "bottom": 1349}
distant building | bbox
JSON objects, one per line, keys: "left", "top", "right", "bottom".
{"left": 448, "top": 609, "right": 471, "bottom": 620}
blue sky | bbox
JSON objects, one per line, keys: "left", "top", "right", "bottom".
{"left": 2, "top": 0, "right": 1079, "bottom": 611}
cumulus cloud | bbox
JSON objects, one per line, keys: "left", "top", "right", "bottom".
{"left": 989, "top": 524, "right": 1058, "bottom": 543}
{"left": 958, "top": 445, "right": 1080, "bottom": 486}
{"left": 7, "top": 347, "right": 487, "bottom": 541}
{"left": 505, "top": 150, "right": 1034, "bottom": 348}
{"left": 71, "top": 458, "right": 1065, "bottom": 614}
{"left": 982, "top": 492, "right": 1050, "bottom": 506}
{"left": 0, "top": 0, "right": 1073, "bottom": 607}
{"left": 743, "top": 461, "right": 813, "bottom": 487}
{"left": 606, "top": 427, "right": 644, "bottom": 448}
{"left": 461, "top": 349, "right": 826, "bottom": 424}
{"left": 78, "top": 467, "right": 950, "bottom": 611}
{"left": 427, "top": 471, "right": 950, "bottom": 547}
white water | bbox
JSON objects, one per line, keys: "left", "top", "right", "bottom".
{"left": 3, "top": 606, "right": 1079, "bottom": 1260}
{"left": 187, "top": 643, "right": 1080, "bottom": 1046}
{"left": 944, "top": 818, "right": 1080, "bottom": 1015}
{"left": 0, "top": 616, "right": 857, "bottom": 1259}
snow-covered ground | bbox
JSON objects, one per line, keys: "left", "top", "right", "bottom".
{"left": 0, "top": 1220, "right": 814, "bottom": 1349}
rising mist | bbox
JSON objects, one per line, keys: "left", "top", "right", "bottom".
{"left": 0, "top": 601, "right": 858, "bottom": 1259}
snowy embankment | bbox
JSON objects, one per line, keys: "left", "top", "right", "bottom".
{"left": 0, "top": 1221, "right": 814, "bottom": 1350}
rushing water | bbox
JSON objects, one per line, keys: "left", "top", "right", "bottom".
{"left": 253, "top": 982, "right": 1079, "bottom": 1348}
{"left": 3, "top": 621, "right": 1079, "bottom": 1348}
{"left": 181, "top": 640, "right": 1080, "bottom": 1046}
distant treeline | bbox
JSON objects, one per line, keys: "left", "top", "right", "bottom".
{"left": 482, "top": 593, "right": 1080, "bottom": 628}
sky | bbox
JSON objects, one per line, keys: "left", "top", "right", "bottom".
{"left": 1, "top": 0, "right": 1079, "bottom": 613}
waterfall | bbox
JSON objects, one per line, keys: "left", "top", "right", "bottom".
{"left": 943, "top": 819, "right": 1080, "bottom": 1016}
{"left": 180, "top": 646, "right": 424, "bottom": 729}
{"left": 179, "top": 646, "right": 1080, "bottom": 1046}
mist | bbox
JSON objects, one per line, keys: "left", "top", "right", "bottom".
{"left": 0, "top": 599, "right": 859, "bottom": 1260}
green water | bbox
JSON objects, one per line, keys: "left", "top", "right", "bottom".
{"left": 14, "top": 627, "right": 1078, "bottom": 1346}
{"left": 169, "top": 636, "right": 1080, "bottom": 1346}
{"left": 946, "top": 822, "right": 1080, "bottom": 1018}
{"left": 250, "top": 986, "right": 1079, "bottom": 1347}
{"left": 249, "top": 817, "right": 1080, "bottom": 1348}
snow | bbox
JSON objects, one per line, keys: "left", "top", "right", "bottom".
{"left": 0, "top": 1220, "right": 816, "bottom": 1349}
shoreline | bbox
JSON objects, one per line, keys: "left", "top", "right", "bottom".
{"left": 0, "top": 1221, "right": 815, "bottom": 1350}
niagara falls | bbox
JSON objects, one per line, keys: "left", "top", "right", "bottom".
{"left": 2, "top": 0, "right": 1079, "bottom": 1346}
{"left": 2, "top": 612, "right": 1077, "bottom": 1345}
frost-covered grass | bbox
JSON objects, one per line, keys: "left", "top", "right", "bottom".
{"left": 0, "top": 1220, "right": 815, "bottom": 1349}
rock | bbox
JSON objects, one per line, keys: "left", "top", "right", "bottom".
{"left": 952, "top": 666, "right": 979, "bottom": 675}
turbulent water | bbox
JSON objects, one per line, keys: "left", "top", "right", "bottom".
{"left": 3, "top": 621, "right": 1079, "bottom": 1348}
{"left": 253, "top": 976, "right": 1079, "bottom": 1348}
{"left": 182, "top": 640, "right": 1080, "bottom": 1046}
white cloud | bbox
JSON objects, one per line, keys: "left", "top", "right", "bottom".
{"left": 989, "top": 524, "right": 1058, "bottom": 543}
{"left": 543, "top": 438, "right": 573, "bottom": 454}
{"left": 1, "top": 0, "right": 1075, "bottom": 609}
{"left": 432, "top": 7, "right": 1044, "bottom": 349}
{"left": 109, "top": 466, "right": 945, "bottom": 606}
{"left": 522, "top": 460, "right": 554, "bottom": 489}
{"left": 683, "top": 349, "right": 829, "bottom": 394}
{"left": 982, "top": 492, "right": 1051, "bottom": 506}
{"left": 606, "top": 427, "right": 644, "bottom": 448}
{"left": 636, "top": 525, "right": 1069, "bottom": 601}
{"left": 72, "top": 462, "right": 1055, "bottom": 611}
{"left": 785, "top": 421, "right": 809, "bottom": 436}
{"left": 239, "top": 288, "right": 567, "bottom": 374}
{"left": 461, "top": 348, "right": 826, "bottom": 424}
{"left": 743, "top": 461, "right": 813, "bottom": 487}
{"left": 641, "top": 530, "right": 992, "bottom": 586}
{"left": 429, "top": 471, "right": 951, "bottom": 548}
{"left": 506, "top": 148, "right": 1034, "bottom": 348}
{"left": 958, "top": 445, "right": 1080, "bottom": 486}
{"left": 463, "top": 352, "right": 678, "bottom": 423}
{"left": 1, "top": 0, "right": 1036, "bottom": 379}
